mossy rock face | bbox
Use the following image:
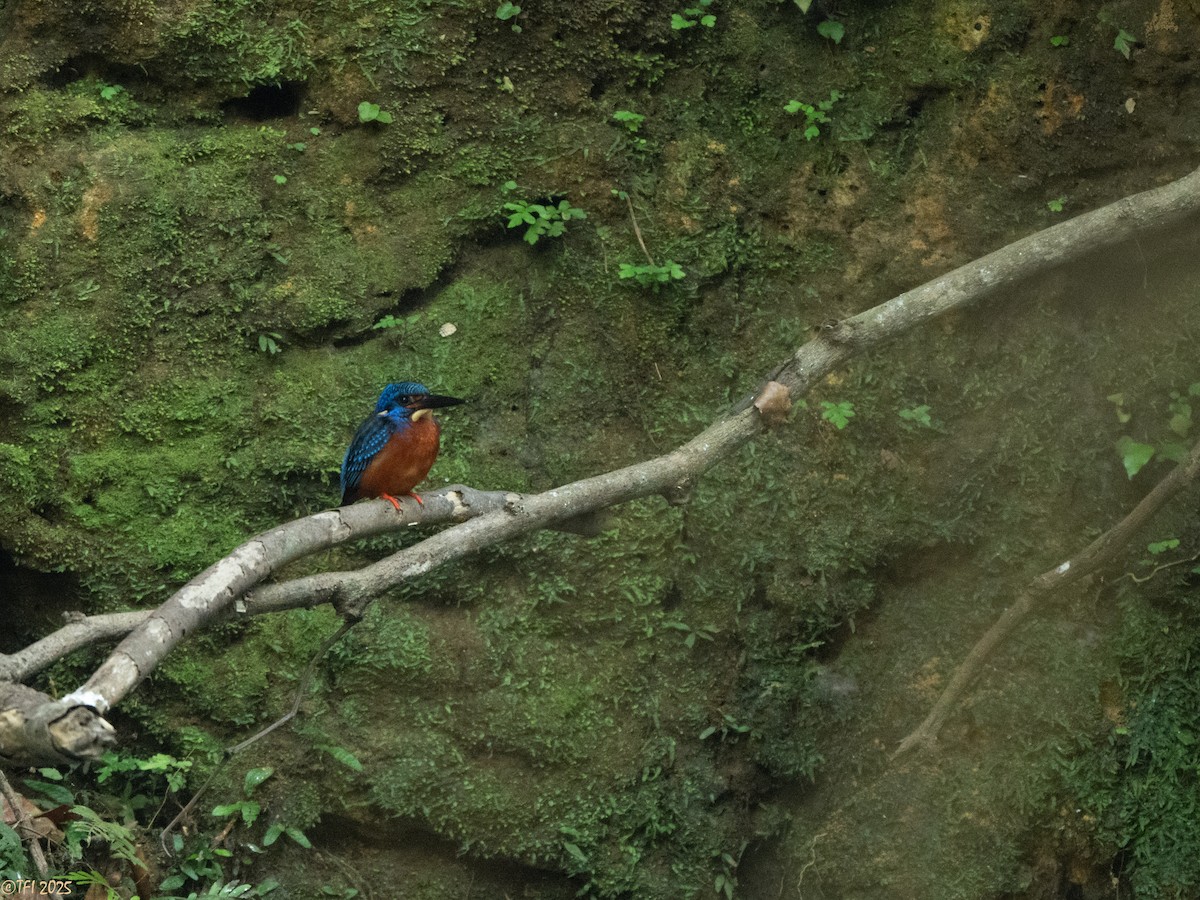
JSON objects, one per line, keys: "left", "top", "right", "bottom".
{"left": 4, "top": 0, "right": 1200, "bottom": 896}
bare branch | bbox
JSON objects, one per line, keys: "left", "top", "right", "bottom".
{"left": 893, "top": 436, "right": 1200, "bottom": 758}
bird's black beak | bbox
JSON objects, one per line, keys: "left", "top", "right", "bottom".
{"left": 410, "top": 394, "right": 465, "bottom": 410}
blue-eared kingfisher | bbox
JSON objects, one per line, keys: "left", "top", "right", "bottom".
{"left": 339, "top": 381, "right": 464, "bottom": 510}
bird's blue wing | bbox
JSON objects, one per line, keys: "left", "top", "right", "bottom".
{"left": 340, "top": 413, "right": 395, "bottom": 504}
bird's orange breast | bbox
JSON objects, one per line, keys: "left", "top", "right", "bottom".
{"left": 357, "top": 414, "right": 442, "bottom": 500}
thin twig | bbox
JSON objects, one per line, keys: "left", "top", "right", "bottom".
{"left": 1114, "top": 549, "right": 1200, "bottom": 584}
{"left": 893, "top": 437, "right": 1200, "bottom": 758}
{"left": 623, "top": 192, "right": 656, "bottom": 266}
{"left": 160, "top": 618, "right": 357, "bottom": 851}
{"left": 0, "top": 767, "right": 49, "bottom": 877}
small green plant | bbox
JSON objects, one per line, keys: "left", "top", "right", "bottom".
{"left": 263, "top": 821, "right": 313, "bottom": 848}
{"left": 356, "top": 101, "right": 392, "bottom": 124}
{"left": 309, "top": 126, "right": 321, "bottom": 136}
{"left": 1050, "top": 34, "right": 1070, "bottom": 47}
{"left": 1147, "top": 538, "right": 1181, "bottom": 555}
{"left": 898, "top": 404, "right": 933, "bottom": 428}
{"left": 671, "top": 0, "right": 715, "bottom": 29}
{"left": 272, "top": 174, "right": 287, "bottom": 185}
{"left": 1115, "top": 435, "right": 1155, "bottom": 478}
{"left": 159, "top": 836, "right": 231, "bottom": 893}
{"left": 618, "top": 260, "right": 685, "bottom": 289}
{"left": 817, "top": 19, "right": 844, "bottom": 43}
{"left": 99, "top": 83, "right": 125, "bottom": 101}
{"left": 1113, "top": 27, "right": 1136, "bottom": 59}
{"left": 96, "top": 750, "right": 192, "bottom": 793}
{"left": 372, "top": 313, "right": 420, "bottom": 331}
{"left": 820, "top": 400, "right": 855, "bottom": 429}
{"left": 712, "top": 843, "right": 748, "bottom": 900}
{"left": 257, "top": 332, "right": 283, "bottom": 354}
{"left": 785, "top": 90, "right": 843, "bottom": 140}
{"left": 1167, "top": 388, "right": 1195, "bottom": 437}
{"left": 319, "top": 744, "right": 364, "bottom": 772}
{"left": 0, "top": 822, "right": 28, "bottom": 879}
{"left": 1046, "top": 197, "right": 1065, "bottom": 212}
{"left": 699, "top": 713, "right": 751, "bottom": 742}
{"left": 1107, "top": 392, "right": 1132, "bottom": 424}
{"left": 286, "top": 141, "right": 306, "bottom": 152}
{"left": 496, "top": 1, "right": 522, "bottom": 31}
{"left": 613, "top": 110, "right": 648, "bottom": 150}
{"left": 662, "top": 620, "right": 719, "bottom": 649}
{"left": 1111, "top": 382, "right": 1200, "bottom": 477}
{"left": 612, "top": 109, "right": 645, "bottom": 133}
{"left": 502, "top": 198, "right": 586, "bottom": 245}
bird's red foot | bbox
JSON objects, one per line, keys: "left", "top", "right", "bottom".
{"left": 379, "top": 492, "right": 424, "bottom": 511}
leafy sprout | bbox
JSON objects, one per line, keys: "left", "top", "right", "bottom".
{"left": 357, "top": 101, "right": 392, "bottom": 124}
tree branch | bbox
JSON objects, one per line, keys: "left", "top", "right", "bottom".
{"left": 4, "top": 166, "right": 1200, "bottom": 767}
{"left": 893, "top": 436, "right": 1200, "bottom": 758}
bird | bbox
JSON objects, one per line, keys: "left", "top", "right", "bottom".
{"left": 339, "top": 381, "right": 464, "bottom": 510}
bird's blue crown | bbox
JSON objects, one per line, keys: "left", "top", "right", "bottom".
{"left": 374, "top": 381, "right": 430, "bottom": 411}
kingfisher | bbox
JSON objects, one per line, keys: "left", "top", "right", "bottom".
{"left": 339, "top": 381, "right": 464, "bottom": 510}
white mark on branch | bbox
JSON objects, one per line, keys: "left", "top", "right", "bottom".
{"left": 62, "top": 689, "right": 110, "bottom": 714}
{"left": 1056, "top": 561, "right": 1070, "bottom": 574}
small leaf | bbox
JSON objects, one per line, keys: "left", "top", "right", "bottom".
{"left": 784, "top": 99, "right": 804, "bottom": 115}
{"left": 671, "top": 13, "right": 694, "bottom": 29}
{"left": 244, "top": 766, "right": 275, "bottom": 794}
{"left": 357, "top": 101, "right": 379, "bottom": 122}
{"left": 820, "top": 400, "right": 855, "bottom": 430}
{"left": 1157, "top": 440, "right": 1188, "bottom": 463}
{"left": 563, "top": 841, "right": 588, "bottom": 865}
{"left": 1114, "top": 28, "right": 1135, "bottom": 59}
{"left": 700, "top": 14, "right": 716, "bottom": 26}
{"left": 1050, "top": 35, "right": 1069, "bottom": 47}
{"left": 273, "top": 174, "right": 287, "bottom": 185}
{"left": 793, "top": 0, "right": 812, "bottom": 11}
{"left": 285, "top": 826, "right": 312, "bottom": 848}
{"left": 375, "top": 110, "right": 393, "bottom": 124}
{"left": 1115, "top": 436, "right": 1155, "bottom": 478}
{"left": 1146, "top": 538, "right": 1180, "bottom": 555}
{"left": 803, "top": 124, "right": 820, "bottom": 140}
{"left": 23, "top": 780, "right": 74, "bottom": 805}
{"left": 324, "top": 746, "right": 364, "bottom": 771}
{"left": 1169, "top": 404, "right": 1192, "bottom": 436}
{"left": 817, "top": 19, "right": 845, "bottom": 43}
